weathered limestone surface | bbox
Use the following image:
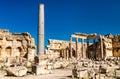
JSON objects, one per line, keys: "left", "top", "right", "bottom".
{"left": 46, "top": 39, "right": 87, "bottom": 59}
{"left": 69, "top": 57, "right": 120, "bottom": 79}
{"left": 38, "top": 4, "right": 44, "bottom": 56}
{"left": 0, "top": 70, "right": 7, "bottom": 77}
{"left": 113, "top": 34, "right": 120, "bottom": 57}
{"left": 32, "top": 56, "right": 53, "bottom": 75}
{"left": 32, "top": 64, "right": 52, "bottom": 75}
{"left": 6, "top": 66, "right": 27, "bottom": 76}
{"left": 0, "top": 29, "right": 36, "bottom": 65}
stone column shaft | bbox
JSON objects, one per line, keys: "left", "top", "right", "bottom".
{"left": 100, "top": 36, "right": 104, "bottom": 59}
{"left": 38, "top": 4, "right": 44, "bottom": 56}
{"left": 76, "top": 38, "right": 78, "bottom": 58}
{"left": 70, "top": 36, "right": 72, "bottom": 58}
{"left": 66, "top": 49, "right": 69, "bottom": 59}
{"left": 82, "top": 39, "right": 84, "bottom": 58}
{"left": 87, "top": 39, "right": 89, "bottom": 58}
{"left": 64, "top": 50, "right": 66, "bottom": 59}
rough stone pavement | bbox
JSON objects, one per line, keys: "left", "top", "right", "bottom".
{"left": 1, "top": 69, "right": 72, "bottom": 79}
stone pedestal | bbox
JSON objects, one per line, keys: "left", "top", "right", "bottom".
{"left": 32, "top": 65, "right": 50, "bottom": 75}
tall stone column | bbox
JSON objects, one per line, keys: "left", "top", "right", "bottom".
{"left": 76, "top": 38, "right": 78, "bottom": 58}
{"left": 38, "top": 4, "right": 44, "bottom": 56}
{"left": 64, "top": 49, "right": 66, "bottom": 59}
{"left": 82, "top": 39, "right": 84, "bottom": 58}
{"left": 61, "top": 50, "right": 64, "bottom": 58}
{"left": 87, "top": 39, "right": 89, "bottom": 58}
{"left": 69, "top": 36, "right": 72, "bottom": 58}
{"left": 100, "top": 36, "right": 103, "bottom": 59}
{"left": 66, "top": 49, "right": 69, "bottom": 59}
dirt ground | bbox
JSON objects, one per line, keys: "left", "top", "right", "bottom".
{"left": 1, "top": 69, "right": 72, "bottom": 79}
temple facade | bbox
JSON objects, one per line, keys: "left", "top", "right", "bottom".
{"left": 46, "top": 33, "right": 119, "bottom": 60}
{"left": 0, "top": 29, "right": 36, "bottom": 63}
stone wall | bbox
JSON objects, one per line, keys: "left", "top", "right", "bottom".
{"left": 46, "top": 39, "right": 70, "bottom": 59}
{"left": 103, "top": 36, "right": 113, "bottom": 58}
{"left": 46, "top": 39, "right": 87, "bottom": 59}
{"left": 113, "top": 34, "right": 120, "bottom": 57}
{"left": 0, "top": 29, "right": 36, "bottom": 64}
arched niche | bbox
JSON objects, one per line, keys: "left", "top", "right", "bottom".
{"left": 16, "top": 47, "right": 24, "bottom": 57}
{"left": 16, "top": 47, "right": 22, "bottom": 56}
{"left": 5, "top": 46, "right": 12, "bottom": 56}
{"left": 30, "top": 46, "right": 36, "bottom": 54}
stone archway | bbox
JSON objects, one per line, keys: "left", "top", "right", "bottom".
{"left": 5, "top": 47, "right": 12, "bottom": 57}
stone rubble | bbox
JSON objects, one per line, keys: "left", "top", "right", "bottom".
{"left": 28, "top": 56, "right": 120, "bottom": 78}
{"left": 6, "top": 66, "right": 27, "bottom": 77}
{"left": 70, "top": 58, "right": 120, "bottom": 79}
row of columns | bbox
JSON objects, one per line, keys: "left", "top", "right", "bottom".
{"left": 70, "top": 36, "right": 85, "bottom": 59}
{"left": 69, "top": 35, "right": 104, "bottom": 59}
{"left": 60, "top": 49, "right": 69, "bottom": 59}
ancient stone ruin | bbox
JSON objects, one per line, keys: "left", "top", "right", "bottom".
{"left": 44, "top": 33, "right": 120, "bottom": 79}
{"left": 46, "top": 32, "right": 120, "bottom": 60}
{"left": 1, "top": 27, "right": 120, "bottom": 78}
{"left": 0, "top": 29, "right": 36, "bottom": 66}
{"left": 1, "top": 3, "right": 120, "bottom": 79}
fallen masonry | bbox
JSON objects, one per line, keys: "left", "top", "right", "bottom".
{"left": 1, "top": 51, "right": 120, "bottom": 79}
{"left": 6, "top": 66, "right": 27, "bottom": 77}
{"left": 71, "top": 58, "right": 120, "bottom": 79}
{"left": 30, "top": 57, "right": 120, "bottom": 79}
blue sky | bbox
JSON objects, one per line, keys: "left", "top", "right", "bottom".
{"left": 0, "top": 0, "right": 120, "bottom": 48}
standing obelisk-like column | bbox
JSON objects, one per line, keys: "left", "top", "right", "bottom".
{"left": 38, "top": 4, "right": 44, "bottom": 56}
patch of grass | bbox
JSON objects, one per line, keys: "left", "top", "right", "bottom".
{"left": 26, "top": 66, "right": 32, "bottom": 70}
